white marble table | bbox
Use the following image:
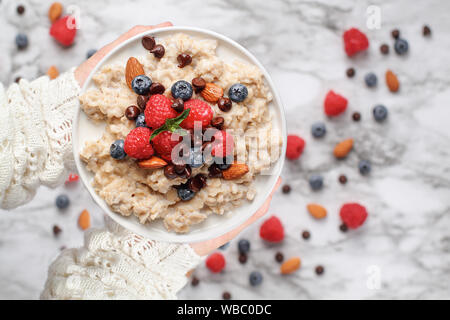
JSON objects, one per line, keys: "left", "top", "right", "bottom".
{"left": 0, "top": 0, "right": 449, "bottom": 299}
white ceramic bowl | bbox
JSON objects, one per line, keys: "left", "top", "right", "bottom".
{"left": 73, "top": 26, "right": 286, "bottom": 243}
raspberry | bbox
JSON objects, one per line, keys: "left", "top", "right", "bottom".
{"left": 286, "top": 135, "right": 305, "bottom": 160}
{"left": 324, "top": 90, "right": 348, "bottom": 116}
{"left": 181, "top": 99, "right": 214, "bottom": 129}
{"left": 211, "top": 130, "right": 234, "bottom": 158}
{"left": 124, "top": 127, "right": 154, "bottom": 159}
{"left": 339, "top": 203, "right": 368, "bottom": 229}
{"left": 50, "top": 16, "right": 77, "bottom": 47}
{"left": 65, "top": 173, "right": 79, "bottom": 183}
{"left": 151, "top": 130, "right": 181, "bottom": 161}
{"left": 343, "top": 28, "right": 369, "bottom": 57}
{"left": 205, "top": 252, "right": 226, "bottom": 273}
{"left": 259, "top": 216, "right": 284, "bottom": 242}
{"left": 145, "top": 94, "right": 178, "bottom": 129}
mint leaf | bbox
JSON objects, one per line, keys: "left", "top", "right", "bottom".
{"left": 149, "top": 109, "right": 190, "bottom": 141}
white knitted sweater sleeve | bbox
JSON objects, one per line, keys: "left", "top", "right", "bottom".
{"left": 0, "top": 69, "right": 80, "bottom": 209}
{"left": 41, "top": 217, "right": 202, "bottom": 300}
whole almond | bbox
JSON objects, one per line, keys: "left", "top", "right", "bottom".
{"left": 386, "top": 69, "right": 400, "bottom": 92}
{"left": 48, "top": 2, "right": 63, "bottom": 23}
{"left": 47, "top": 66, "right": 59, "bottom": 79}
{"left": 280, "top": 257, "right": 301, "bottom": 274}
{"left": 307, "top": 203, "right": 327, "bottom": 219}
{"left": 222, "top": 162, "right": 249, "bottom": 180}
{"left": 78, "top": 209, "right": 91, "bottom": 230}
{"left": 333, "top": 139, "right": 353, "bottom": 159}
{"left": 138, "top": 156, "right": 167, "bottom": 169}
{"left": 201, "top": 83, "right": 224, "bottom": 103}
{"left": 125, "top": 57, "right": 145, "bottom": 90}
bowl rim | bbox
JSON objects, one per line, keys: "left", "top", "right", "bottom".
{"left": 73, "top": 26, "right": 287, "bottom": 243}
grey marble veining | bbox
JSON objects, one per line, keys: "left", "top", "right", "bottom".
{"left": 0, "top": 0, "right": 449, "bottom": 299}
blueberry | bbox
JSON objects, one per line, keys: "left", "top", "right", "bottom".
{"left": 364, "top": 72, "right": 377, "bottom": 87}
{"left": 238, "top": 239, "right": 250, "bottom": 254}
{"left": 86, "top": 49, "right": 97, "bottom": 59}
{"left": 311, "top": 122, "right": 326, "bottom": 138}
{"left": 373, "top": 105, "right": 388, "bottom": 122}
{"left": 131, "top": 75, "right": 152, "bottom": 95}
{"left": 358, "top": 160, "right": 371, "bottom": 175}
{"left": 135, "top": 113, "right": 147, "bottom": 127}
{"left": 249, "top": 271, "right": 263, "bottom": 286}
{"left": 15, "top": 34, "right": 28, "bottom": 50}
{"left": 394, "top": 38, "right": 409, "bottom": 55}
{"left": 228, "top": 83, "right": 248, "bottom": 102}
{"left": 309, "top": 174, "right": 323, "bottom": 190}
{"left": 214, "top": 156, "right": 232, "bottom": 170}
{"left": 188, "top": 149, "right": 204, "bottom": 168}
{"left": 56, "top": 194, "right": 70, "bottom": 209}
{"left": 177, "top": 187, "right": 196, "bottom": 201}
{"left": 219, "top": 242, "right": 230, "bottom": 250}
{"left": 171, "top": 80, "right": 193, "bottom": 101}
{"left": 110, "top": 139, "right": 127, "bottom": 159}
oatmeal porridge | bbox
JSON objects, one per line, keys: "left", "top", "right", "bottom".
{"left": 79, "top": 33, "right": 281, "bottom": 233}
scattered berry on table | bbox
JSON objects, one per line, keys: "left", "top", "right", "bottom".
{"left": 171, "top": 80, "right": 193, "bottom": 101}
{"left": 131, "top": 75, "right": 152, "bottom": 95}
{"left": 423, "top": 25, "right": 431, "bottom": 37}
{"left": 391, "top": 29, "right": 400, "bottom": 39}
{"left": 373, "top": 104, "right": 388, "bottom": 122}
{"left": 340, "top": 203, "right": 368, "bottom": 229}
{"left": 152, "top": 131, "right": 182, "bottom": 161}
{"left": 346, "top": 67, "right": 355, "bottom": 78}
{"left": 181, "top": 99, "right": 214, "bottom": 129}
{"left": 55, "top": 194, "right": 70, "bottom": 209}
{"left": 125, "top": 105, "right": 140, "bottom": 120}
{"left": 364, "top": 72, "right": 378, "bottom": 87}
{"left": 65, "top": 173, "right": 79, "bottom": 183}
{"left": 206, "top": 252, "right": 226, "bottom": 273}
{"left": 239, "top": 253, "right": 248, "bottom": 264}
{"left": 394, "top": 38, "right": 409, "bottom": 55}
{"left": 311, "top": 122, "right": 326, "bottom": 138}
{"left": 211, "top": 130, "right": 234, "bottom": 158}
{"left": 275, "top": 252, "right": 284, "bottom": 263}
{"left": 352, "top": 112, "right": 361, "bottom": 122}
{"left": 338, "top": 174, "right": 348, "bottom": 184}
{"left": 238, "top": 239, "right": 251, "bottom": 254}
{"left": 380, "top": 44, "right": 389, "bottom": 55}
{"left": 260, "top": 216, "right": 284, "bottom": 243}
{"left": 286, "top": 134, "right": 305, "bottom": 160}
{"left": 50, "top": 16, "right": 77, "bottom": 46}
{"left": 15, "top": 34, "right": 28, "bottom": 50}
{"left": 124, "top": 127, "right": 154, "bottom": 160}
{"left": 282, "top": 184, "right": 291, "bottom": 194}
{"left": 222, "top": 292, "right": 231, "bottom": 300}
{"left": 343, "top": 28, "right": 369, "bottom": 57}
{"left": 324, "top": 90, "right": 348, "bottom": 116}
{"left": 191, "top": 276, "right": 200, "bottom": 287}
{"left": 358, "top": 160, "right": 371, "bottom": 175}
{"left": 135, "top": 113, "right": 147, "bottom": 127}
{"left": 228, "top": 83, "right": 248, "bottom": 102}
{"left": 145, "top": 94, "right": 177, "bottom": 129}
{"left": 315, "top": 265, "right": 325, "bottom": 275}
{"left": 17, "top": 5, "right": 25, "bottom": 15}
{"left": 309, "top": 174, "right": 323, "bottom": 191}
{"left": 249, "top": 271, "right": 263, "bottom": 286}
{"left": 110, "top": 139, "right": 127, "bottom": 160}
{"left": 302, "top": 230, "right": 311, "bottom": 240}
{"left": 86, "top": 49, "right": 97, "bottom": 59}
{"left": 53, "top": 225, "right": 62, "bottom": 237}
{"left": 339, "top": 223, "right": 348, "bottom": 232}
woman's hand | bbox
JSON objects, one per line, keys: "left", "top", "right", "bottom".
{"left": 74, "top": 22, "right": 172, "bottom": 87}
{"left": 191, "top": 177, "right": 281, "bottom": 256}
